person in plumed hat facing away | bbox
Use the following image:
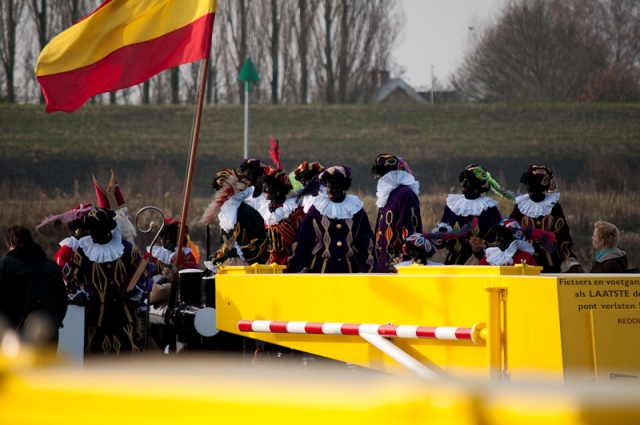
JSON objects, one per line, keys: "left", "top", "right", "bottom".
{"left": 36, "top": 202, "right": 94, "bottom": 291}
{"left": 201, "top": 168, "right": 268, "bottom": 267}
{"left": 66, "top": 207, "right": 146, "bottom": 355}
{"left": 288, "top": 166, "right": 376, "bottom": 273}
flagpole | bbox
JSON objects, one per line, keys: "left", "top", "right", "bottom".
{"left": 167, "top": 57, "right": 209, "bottom": 325}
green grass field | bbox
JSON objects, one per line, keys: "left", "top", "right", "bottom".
{"left": 1, "top": 103, "right": 639, "bottom": 270}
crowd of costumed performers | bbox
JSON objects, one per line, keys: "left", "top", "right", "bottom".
{"left": 200, "top": 138, "right": 592, "bottom": 276}
{"left": 7, "top": 136, "right": 637, "bottom": 357}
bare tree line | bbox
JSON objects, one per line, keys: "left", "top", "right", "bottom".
{"left": 0, "top": 0, "right": 404, "bottom": 105}
{"left": 452, "top": 0, "right": 640, "bottom": 102}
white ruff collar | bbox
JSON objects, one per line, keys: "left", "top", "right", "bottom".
{"left": 446, "top": 194, "right": 498, "bottom": 217}
{"left": 241, "top": 188, "right": 271, "bottom": 222}
{"left": 515, "top": 192, "right": 560, "bottom": 218}
{"left": 78, "top": 223, "right": 125, "bottom": 263}
{"left": 147, "top": 246, "right": 192, "bottom": 265}
{"left": 265, "top": 197, "right": 300, "bottom": 225}
{"left": 484, "top": 240, "right": 534, "bottom": 266}
{"left": 59, "top": 237, "right": 80, "bottom": 250}
{"left": 375, "top": 171, "right": 420, "bottom": 208}
{"left": 219, "top": 188, "right": 253, "bottom": 232}
{"left": 302, "top": 186, "right": 327, "bottom": 213}
{"left": 312, "top": 193, "right": 363, "bottom": 219}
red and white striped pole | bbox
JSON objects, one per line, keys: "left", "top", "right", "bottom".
{"left": 237, "top": 320, "right": 485, "bottom": 345}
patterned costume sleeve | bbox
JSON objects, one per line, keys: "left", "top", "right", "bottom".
{"left": 66, "top": 249, "right": 88, "bottom": 297}
{"left": 397, "top": 187, "right": 422, "bottom": 245}
{"left": 286, "top": 207, "right": 319, "bottom": 273}
{"left": 551, "top": 203, "right": 575, "bottom": 261}
{"left": 353, "top": 209, "right": 377, "bottom": 273}
{"left": 236, "top": 203, "right": 268, "bottom": 264}
{"left": 54, "top": 245, "right": 75, "bottom": 285}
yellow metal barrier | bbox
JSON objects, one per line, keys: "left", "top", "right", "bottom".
{"left": 216, "top": 264, "right": 640, "bottom": 383}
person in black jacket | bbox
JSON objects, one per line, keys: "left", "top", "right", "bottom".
{"left": 590, "top": 220, "right": 628, "bottom": 273}
{"left": 0, "top": 225, "right": 68, "bottom": 348}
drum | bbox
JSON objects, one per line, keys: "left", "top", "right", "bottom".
{"left": 201, "top": 275, "right": 216, "bottom": 308}
{"left": 178, "top": 268, "right": 203, "bottom": 305}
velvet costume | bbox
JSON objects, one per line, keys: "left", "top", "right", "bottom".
{"left": 211, "top": 199, "right": 268, "bottom": 265}
{"left": 288, "top": 196, "right": 376, "bottom": 273}
{"left": 440, "top": 196, "right": 502, "bottom": 265}
{"left": 375, "top": 181, "right": 422, "bottom": 273}
{"left": 264, "top": 202, "right": 306, "bottom": 266}
{"left": 66, "top": 235, "right": 144, "bottom": 355}
{"left": 509, "top": 193, "right": 576, "bottom": 273}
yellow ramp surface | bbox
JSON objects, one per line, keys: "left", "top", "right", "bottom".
{"left": 2, "top": 355, "right": 640, "bottom": 425}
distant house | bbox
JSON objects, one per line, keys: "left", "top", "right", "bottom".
{"left": 359, "top": 69, "right": 427, "bottom": 104}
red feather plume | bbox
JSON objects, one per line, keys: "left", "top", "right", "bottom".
{"left": 269, "top": 135, "right": 282, "bottom": 169}
{"left": 531, "top": 228, "right": 556, "bottom": 253}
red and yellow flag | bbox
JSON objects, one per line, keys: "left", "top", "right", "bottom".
{"left": 35, "top": 0, "right": 217, "bottom": 113}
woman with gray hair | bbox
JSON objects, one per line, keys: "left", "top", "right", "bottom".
{"left": 590, "top": 220, "right": 628, "bottom": 273}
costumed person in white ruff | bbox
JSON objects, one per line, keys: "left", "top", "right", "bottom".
{"left": 371, "top": 154, "right": 422, "bottom": 272}
{"left": 238, "top": 157, "right": 268, "bottom": 212}
{"left": 288, "top": 166, "right": 376, "bottom": 273}
{"left": 145, "top": 217, "right": 200, "bottom": 305}
{"left": 66, "top": 207, "right": 146, "bottom": 355}
{"left": 478, "top": 219, "right": 538, "bottom": 266}
{"left": 440, "top": 164, "right": 515, "bottom": 265}
{"left": 393, "top": 218, "right": 479, "bottom": 270}
{"left": 36, "top": 203, "right": 94, "bottom": 290}
{"left": 93, "top": 169, "right": 137, "bottom": 245}
{"left": 260, "top": 166, "right": 305, "bottom": 265}
{"left": 291, "top": 161, "right": 326, "bottom": 213}
{"left": 201, "top": 169, "right": 268, "bottom": 267}
{"left": 144, "top": 217, "right": 200, "bottom": 350}
{"left": 509, "top": 164, "right": 580, "bottom": 273}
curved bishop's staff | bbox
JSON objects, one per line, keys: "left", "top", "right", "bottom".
{"left": 131, "top": 206, "right": 167, "bottom": 351}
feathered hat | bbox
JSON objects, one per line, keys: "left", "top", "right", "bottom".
{"left": 405, "top": 218, "right": 479, "bottom": 254}
{"left": 201, "top": 169, "right": 250, "bottom": 224}
{"left": 239, "top": 158, "right": 267, "bottom": 177}
{"left": 318, "top": 166, "right": 352, "bottom": 191}
{"left": 263, "top": 166, "right": 292, "bottom": 190}
{"left": 371, "top": 154, "right": 412, "bottom": 175}
{"left": 403, "top": 233, "right": 439, "bottom": 257}
{"left": 459, "top": 164, "right": 515, "bottom": 201}
{"left": 499, "top": 218, "right": 526, "bottom": 241}
{"left": 294, "top": 161, "right": 325, "bottom": 183}
{"left": 520, "top": 164, "right": 557, "bottom": 192}
{"left": 35, "top": 202, "right": 94, "bottom": 231}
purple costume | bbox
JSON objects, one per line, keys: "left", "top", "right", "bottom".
{"left": 288, "top": 203, "right": 376, "bottom": 273}
{"left": 440, "top": 200, "right": 502, "bottom": 265}
{"left": 375, "top": 185, "right": 422, "bottom": 272}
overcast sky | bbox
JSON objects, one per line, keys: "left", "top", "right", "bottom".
{"left": 393, "top": 0, "right": 507, "bottom": 90}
